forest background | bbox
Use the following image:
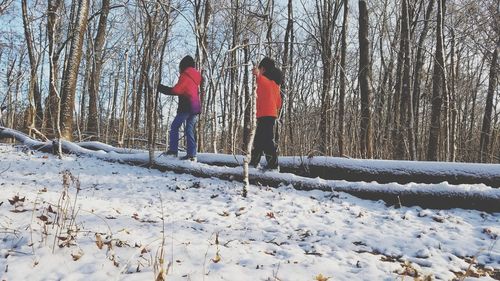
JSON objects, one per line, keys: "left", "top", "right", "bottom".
{"left": 0, "top": 0, "right": 498, "bottom": 163}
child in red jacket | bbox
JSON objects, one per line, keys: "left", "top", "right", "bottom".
{"left": 250, "top": 57, "right": 282, "bottom": 170}
{"left": 157, "top": 55, "right": 201, "bottom": 161}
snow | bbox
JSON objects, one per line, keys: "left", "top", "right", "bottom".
{"left": 0, "top": 143, "right": 499, "bottom": 280}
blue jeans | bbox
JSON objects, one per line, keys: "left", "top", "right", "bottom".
{"left": 169, "top": 112, "right": 198, "bottom": 157}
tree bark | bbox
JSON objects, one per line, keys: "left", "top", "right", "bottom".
{"left": 60, "top": 0, "right": 90, "bottom": 141}
{"left": 479, "top": 41, "right": 499, "bottom": 162}
{"left": 21, "top": 0, "right": 43, "bottom": 131}
{"left": 282, "top": 0, "right": 294, "bottom": 155}
{"left": 43, "top": 0, "right": 62, "bottom": 137}
{"left": 87, "top": 0, "right": 110, "bottom": 140}
{"left": 358, "top": 0, "right": 374, "bottom": 158}
{"left": 395, "top": 0, "right": 415, "bottom": 160}
{"left": 242, "top": 39, "right": 251, "bottom": 152}
{"left": 412, "top": 0, "right": 434, "bottom": 156}
{"left": 119, "top": 50, "right": 129, "bottom": 147}
{"left": 427, "top": 0, "right": 446, "bottom": 161}
{"left": 317, "top": 0, "right": 340, "bottom": 156}
{"left": 194, "top": 0, "right": 211, "bottom": 153}
{"left": 338, "top": 0, "right": 347, "bottom": 157}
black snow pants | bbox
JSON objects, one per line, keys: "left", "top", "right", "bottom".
{"left": 250, "top": 116, "right": 278, "bottom": 169}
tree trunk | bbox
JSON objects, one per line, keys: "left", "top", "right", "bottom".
{"left": 282, "top": 0, "right": 294, "bottom": 155}
{"left": 412, "top": 0, "right": 434, "bottom": 157}
{"left": 108, "top": 71, "right": 119, "bottom": 142}
{"left": 265, "top": 0, "right": 275, "bottom": 57}
{"left": 395, "top": 0, "right": 414, "bottom": 160}
{"left": 194, "top": 0, "right": 211, "bottom": 153}
{"left": 242, "top": 39, "right": 251, "bottom": 152}
{"left": 229, "top": 0, "right": 239, "bottom": 154}
{"left": 448, "top": 27, "right": 457, "bottom": 162}
{"left": 119, "top": 50, "right": 129, "bottom": 147}
{"left": 479, "top": 42, "right": 499, "bottom": 162}
{"left": 21, "top": 0, "right": 43, "bottom": 131}
{"left": 60, "top": 0, "right": 90, "bottom": 141}
{"left": 427, "top": 0, "right": 445, "bottom": 161}
{"left": 79, "top": 33, "right": 92, "bottom": 134}
{"left": 338, "top": 0, "right": 347, "bottom": 157}
{"left": 43, "top": 0, "right": 62, "bottom": 137}
{"left": 87, "top": 0, "right": 110, "bottom": 140}
{"left": 358, "top": 0, "right": 374, "bottom": 158}
{"left": 134, "top": 44, "right": 148, "bottom": 133}
{"left": 317, "top": 0, "right": 335, "bottom": 156}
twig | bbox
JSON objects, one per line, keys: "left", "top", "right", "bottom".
{"left": 28, "top": 125, "right": 49, "bottom": 142}
{"left": 0, "top": 163, "right": 11, "bottom": 175}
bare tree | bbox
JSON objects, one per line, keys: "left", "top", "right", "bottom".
{"left": 0, "top": 0, "right": 13, "bottom": 15}
{"left": 338, "top": 0, "right": 347, "bottom": 156}
{"left": 316, "top": 0, "right": 342, "bottom": 156}
{"left": 194, "top": 0, "right": 211, "bottom": 152}
{"left": 60, "top": 0, "right": 90, "bottom": 140}
{"left": 21, "top": 0, "right": 43, "bottom": 132}
{"left": 479, "top": 41, "right": 499, "bottom": 162}
{"left": 87, "top": 0, "right": 111, "bottom": 140}
{"left": 43, "top": 0, "right": 62, "bottom": 137}
{"left": 412, "top": 0, "right": 435, "bottom": 155}
{"left": 393, "top": 0, "right": 414, "bottom": 159}
{"left": 427, "top": 0, "right": 446, "bottom": 161}
{"left": 358, "top": 0, "right": 374, "bottom": 158}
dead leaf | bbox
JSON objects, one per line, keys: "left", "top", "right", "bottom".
{"left": 266, "top": 212, "right": 275, "bottom": 219}
{"left": 264, "top": 250, "right": 276, "bottom": 256}
{"left": 432, "top": 216, "right": 445, "bottom": 223}
{"left": 48, "top": 205, "right": 56, "bottom": 214}
{"left": 315, "top": 273, "right": 330, "bottom": 281}
{"left": 71, "top": 251, "right": 83, "bottom": 261}
{"left": 8, "top": 195, "right": 25, "bottom": 205}
{"left": 482, "top": 228, "right": 498, "bottom": 239}
{"left": 95, "top": 233, "right": 104, "bottom": 250}
{"left": 37, "top": 215, "right": 48, "bottom": 222}
{"left": 212, "top": 253, "right": 221, "bottom": 263}
{"left": 218, "top": 211, "right": 230, "bottom": 217}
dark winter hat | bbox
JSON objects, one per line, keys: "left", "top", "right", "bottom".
{"left": 258, "top": 57, "right": 275, "bottom": 71}
{"left": 179, "top": 55, "right": 195, "bottom": 72}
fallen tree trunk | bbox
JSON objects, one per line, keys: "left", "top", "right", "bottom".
{"left": 1, "top": 126, "right": 499, "bottom": 212}
{"left": 77, "top": 141, "right": 500, "bottom": 188}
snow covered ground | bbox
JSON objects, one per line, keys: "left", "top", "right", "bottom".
{"left": 0, "top": 143, "right": 498, "bottom": 281}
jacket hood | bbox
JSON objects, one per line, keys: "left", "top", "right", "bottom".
{"left": 184, "top": 67, "right": 202, "bottom": 85}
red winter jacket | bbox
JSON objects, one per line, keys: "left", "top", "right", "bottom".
{"left": 171, "top": 67, "right": 202, "bottom": 114}
{"left": 256, "top": 74, "right": 281, "bottom": 118}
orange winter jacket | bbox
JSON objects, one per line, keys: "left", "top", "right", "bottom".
{"left": 256, "top": 74, "right": 282, "bottom": 118}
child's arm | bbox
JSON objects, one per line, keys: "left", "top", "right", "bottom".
{"left": 157, "top": 83, "right": 174, "bottom": 95}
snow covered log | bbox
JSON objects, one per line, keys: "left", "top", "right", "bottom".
{"left": 74, "top": 140, "right": 500, "bottom": 188}
{"left": 1, "top": 126, "right": 499, "bottom": 212}
{"left": 196, "top": 155, "right": 500, "bottom": 188}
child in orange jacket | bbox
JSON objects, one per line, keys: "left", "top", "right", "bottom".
{"left": 250, "top": 57, "right": 282, "bottom": 170}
